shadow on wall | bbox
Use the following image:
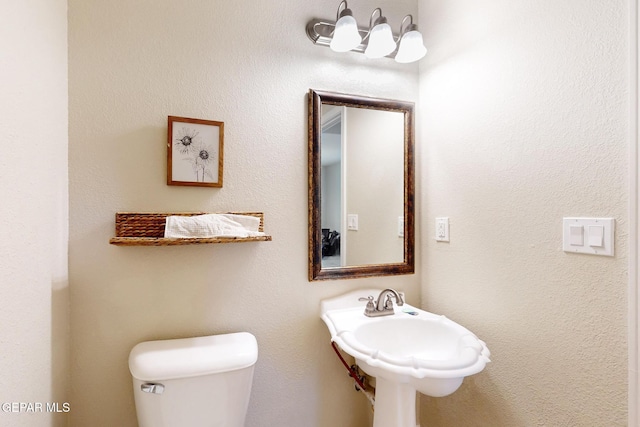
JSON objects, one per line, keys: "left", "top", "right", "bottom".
{"left": 52, "top": 280, "right": 70, "bottom": 427}
{"left": 314, "top": 319, "right": 373, "bottom": 427}
{"left": 419, "top": 373, "right": 518, "bottom": 427}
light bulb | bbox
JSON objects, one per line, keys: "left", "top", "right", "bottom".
{"left": 364, "top": 22, "right": 396, "bottom": 58}
{"left": 330, "top": 14, "right": 362, "bottom": 52}
{"left": 394, "top": 30, "right": 427, "bottom": 63}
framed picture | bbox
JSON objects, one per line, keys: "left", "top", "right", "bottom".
{"left": 167, "top": 116, "right": 224, "bottom": 187}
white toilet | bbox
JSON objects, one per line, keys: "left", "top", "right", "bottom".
{"left": 129, "top": 332, "right": 258, "bottom": 427}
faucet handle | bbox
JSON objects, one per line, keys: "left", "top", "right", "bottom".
{"left": 384, "top": 294, "right": 395, "bottom": 310}
{"left": 358, "top": 296, "right": 376, "bottom": 315}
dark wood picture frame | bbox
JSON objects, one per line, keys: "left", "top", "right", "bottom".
{"left": 167, "top": 116, "right": 224, "bottom": 187}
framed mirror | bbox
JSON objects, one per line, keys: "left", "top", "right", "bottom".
{"left": 308, "top": 89, "right": 415, "bottom": 281}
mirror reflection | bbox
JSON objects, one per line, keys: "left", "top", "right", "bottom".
{"left": 308, "top": 89, "right": 415, "bottom": 281}
{"left": 320, "top": 105, "right": 405, "bottom": 268}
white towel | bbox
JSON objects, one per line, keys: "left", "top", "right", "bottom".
{"left": 164, "top": 214, "right": 265, "bottom": 238}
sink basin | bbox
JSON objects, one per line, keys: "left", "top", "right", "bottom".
{"left": 321, "top": 289, "right": 490, "bottom": 427}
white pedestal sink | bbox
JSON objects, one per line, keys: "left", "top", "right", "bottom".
{"left": 321, "top": 289, "right": 491, "bottom": 427}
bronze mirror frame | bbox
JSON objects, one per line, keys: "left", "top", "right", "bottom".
{"left": 308, "top": 89, "right": 415, "bottom": 281}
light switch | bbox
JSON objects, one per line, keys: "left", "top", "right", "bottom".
{"left": 347, "top": 214, "right": 358, "bottom": 231}
{"left": 588, "top": 225, "right": 604, "bottom": 247}
{"left": 569, "top": 225, "right": 583, "bottom": 246}
{"left": 562, "top": 217, "right": 614, "bottom": 257}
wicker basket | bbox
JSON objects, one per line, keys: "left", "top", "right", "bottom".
{"left": 109, "top": 212, "right": 271, "bottom": 246}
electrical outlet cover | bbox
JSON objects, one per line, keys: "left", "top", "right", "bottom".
{"left": 435, "top": 217, "right": 449, "bottom": 242}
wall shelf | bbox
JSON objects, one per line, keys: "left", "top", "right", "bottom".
{"left": 109, "top": 212, "right": 272, "bottom": 246}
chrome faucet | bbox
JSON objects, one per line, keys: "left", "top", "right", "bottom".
{"left": 358, "top": 288, "right": 405, "bottom": 317}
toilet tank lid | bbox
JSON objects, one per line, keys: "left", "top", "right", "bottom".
{"left": 129, "top": 332, "right": 258, "bottom": 381}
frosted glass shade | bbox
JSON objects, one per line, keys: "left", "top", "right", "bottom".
{"left": 394, "top": 30, "right": 427, "bottom": 63}
{"left": 364, "top": 22, "right": 396, "bottom": 58}
{"left": 330, "top": 15, "right": 362, "bottom": 52}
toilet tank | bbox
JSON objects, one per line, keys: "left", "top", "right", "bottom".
{"left": 129, "top": 332, "right": 258, "bottom": 427}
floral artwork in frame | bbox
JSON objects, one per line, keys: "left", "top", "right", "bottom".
{"left": 167, "top": 116, "right": 224, "bottom": 187}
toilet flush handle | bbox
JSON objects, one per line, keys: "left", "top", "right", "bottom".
{"left": 141, "top": 383, "right": 165, "bottom": 394}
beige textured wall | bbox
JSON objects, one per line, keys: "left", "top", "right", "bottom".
{"left": 0, "top": 1, "right": 69, "bottom": 427}
{"left": 68, "top": 0, "right": 419, "bottom": 426}
{"left": 418, "top": 0, "right": 629, "bottom": 425}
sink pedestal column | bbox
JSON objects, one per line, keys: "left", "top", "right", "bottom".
{"left": 373, "top": 377, "right": 417, "bottom": 427}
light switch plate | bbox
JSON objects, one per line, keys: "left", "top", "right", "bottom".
{"left": 562, "top": 217, "right": 614, "bottom": 256}
{"left": 347, "top": 214, "right": 358, "bottom": 231}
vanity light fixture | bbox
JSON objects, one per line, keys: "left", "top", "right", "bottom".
{"left": 306, "top": 1, "right": 427, "bottom": 63}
